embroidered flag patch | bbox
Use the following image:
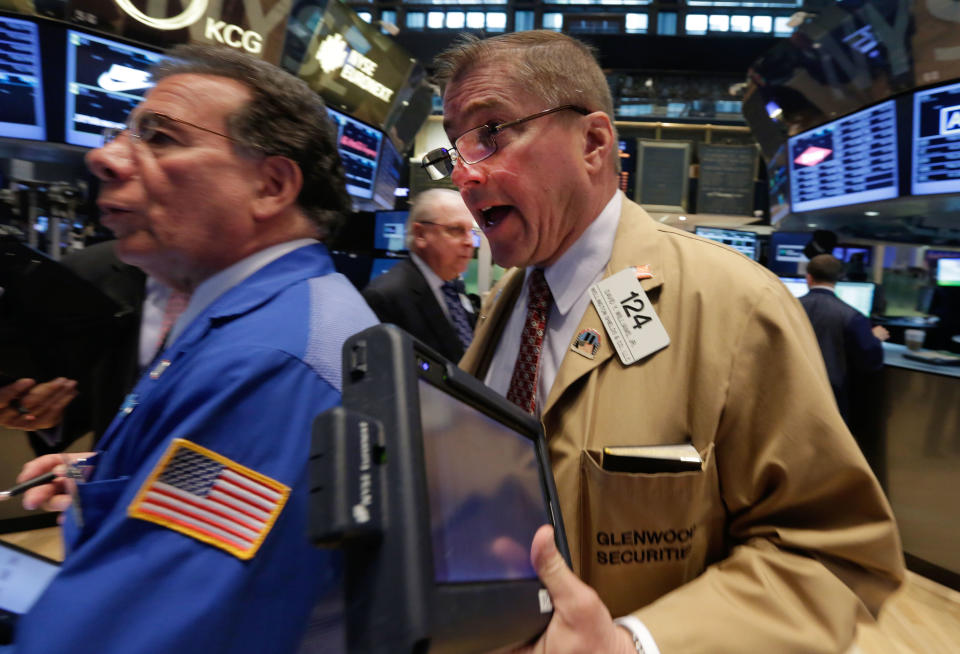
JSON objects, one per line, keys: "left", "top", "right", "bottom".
{"left": 128, "top": 438, "right": 290, "bottom": 560}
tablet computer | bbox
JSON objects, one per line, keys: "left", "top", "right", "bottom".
{"left": 310, "top": 324, "right": 569, "bottom": 654}
{"left": 0, "top": 539, "right": 60, "bottom": 644}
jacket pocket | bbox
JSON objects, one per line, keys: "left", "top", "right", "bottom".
{"left": 578, "top": 442, "right": 721, "bottom": 617}
{"left": 62, "top": 477, "right": 130, "bottom": 552}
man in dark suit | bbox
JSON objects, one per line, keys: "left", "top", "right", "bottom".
{"left": 362, "top": 188, "right": 478, "bottom": 362}
{"left": 799, "top": 254, "right": 889, "bottom": 420}
{"left": 0, "top": 240, "right": 147, "bottom": 453}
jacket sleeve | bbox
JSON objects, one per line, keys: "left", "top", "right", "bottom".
{"left": 633, "top": 283, "right": 904, "bottom": 653}
{"left": 846, "top": 312, "right": 884, "bottom": 373}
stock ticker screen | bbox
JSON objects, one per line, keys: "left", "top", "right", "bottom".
{"left": 65, "top": 30, "right": 168, "bottom": 148}
{"left": 788, "top": 100, "right": 898, "bottom": 213}
{"left": 327, "top": 107, "right": 382, "bottom": 200}
{"left": 912, "top": 79, "right": 960, "bottom": 196}
{"left": 0, "top": 15, "right": 46, "bottom": 141}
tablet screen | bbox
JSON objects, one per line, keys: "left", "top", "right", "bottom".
{"left": 418, "top": 380, "right": 547, "bottom": 584}
{"left": 0, "top": 542, "right": 59, "bottom": 615}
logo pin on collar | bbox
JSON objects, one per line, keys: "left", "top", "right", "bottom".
{"left": 571, "top": 328, "right": 602, "bottom": 359}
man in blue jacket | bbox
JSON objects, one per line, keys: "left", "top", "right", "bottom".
{"left": 800, "top": 254, "right": 888, "bottom": 419}
{"left": 14, "top": 44, "right": 377, "bottom": 653}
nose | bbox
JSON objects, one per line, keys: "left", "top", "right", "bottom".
{"left": 85, "top": 135, "right": 136, "bottom": 182}
{"left": 450, "top": 156, "right": 485, "bottom": 189}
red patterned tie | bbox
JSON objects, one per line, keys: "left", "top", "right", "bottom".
{"left": 156, "top": 289, "right": 190, "bottom": 351}
{"left": 506, "top": 269, "right": 552, "bottom": 414}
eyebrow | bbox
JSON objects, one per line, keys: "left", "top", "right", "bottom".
{"left": 442, "top": 97, "right": 505, "bottom": 134}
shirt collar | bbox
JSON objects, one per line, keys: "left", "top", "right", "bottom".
{"left": 410, "top": 251, "right": 447, "bottom": 289}
{"left": 543, "top": 190, "right": 621, "bottom": 315}
{"left": 168, "top": 238, "right": 318, "bottom": 345}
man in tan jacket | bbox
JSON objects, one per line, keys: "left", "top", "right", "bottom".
{"left": 421, "top": 30, "right": 904, "bottom": 653}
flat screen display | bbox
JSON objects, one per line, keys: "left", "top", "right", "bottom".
{"left": 835, "top": 281, "right": 875, "bottom": 317}
{"left": 832, "top": 246, "right": 872, "bottom": 266}
{"left": 369, "top": 256, "right": 401, "bottom": 281}
{"left": 788, "top": 100, "right": 898, "bottom": 213}
{"left": 328, "top": 106, "right": 382, "bottom": 200}
{"left": 768, "top": 231, "right": 812, "bottom": 276}
{"left": 912, "top": 79, "right": 960, "bottom": 196}
{"left": 65, "top": 30, "right": 168, "bottom": 148}
{"left": 0, "top": 15, "right": 45, "bottom": 141}
{"left": 767, "top": 144, "right": 790, "bottom": 224}
{"left": 373, "top": 211, "right": 407, "bottom": 251}
{"left": 694, "top": 227, "right": 757, "bottom": 260}
{"left": 936, "top": 258, "right": 960, "bottom": 287}
{"left": 369, "top": 135, "right": 402, "bottom": 211}
{"left": 0, "top": 541, "right": 60, "bottom": 615}
{"left": 779, "top": 276, "right": 808, "bottom": 299}
{"left": 418, "top": 379, "right": 545, "bottom": 584}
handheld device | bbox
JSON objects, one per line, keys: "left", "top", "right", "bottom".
{"left": 0, "top": 540, "right": 60, "bottom": 644}
{"left": 309, "top": 324, "right": 569, "bottom": 654}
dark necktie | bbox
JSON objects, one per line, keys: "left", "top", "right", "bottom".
{"left": 506, "top": 269, "right": 551, "bottom": 414}
{"left": 441, "top": 279, "right": 474, "bottom": 349}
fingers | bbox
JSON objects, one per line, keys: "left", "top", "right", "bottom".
{"left": 16, "top": 452, "right": 92, "bottom": 512}
{"left": 530, "top": 525, "right": 572, "bottom": 589}
{"left": 0, "top": 378, "right": 77, "bottom": 430}
{"left": 0, "top": 378, "right": 35, "bottom": 406}
{"left": 16, "top": 453, "right": 66, "bottom": 483}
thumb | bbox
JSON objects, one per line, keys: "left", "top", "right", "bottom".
{"left": 530, "top": 525, "right": 575, "bottom": 596}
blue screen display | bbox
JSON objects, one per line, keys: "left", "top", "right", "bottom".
{"left": 0, "top": 16, "right": 46, "bottom": 141}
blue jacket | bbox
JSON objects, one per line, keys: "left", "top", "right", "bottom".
{"left": 15, "top": 244, "right": 377, "bottom": 654}
{"left": 799, "top": 287, "right": 883, "bottom": 417}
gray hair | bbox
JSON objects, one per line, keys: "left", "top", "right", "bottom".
{"left": 433, "top": 30, "right": 619, "bottom": 169}
{"left": 152, "top": 45, "right": 350, "bottom": 238}
{"left": 404, "top": 188, "right": 464, "bottom": 250}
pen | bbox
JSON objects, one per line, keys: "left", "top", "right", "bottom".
{"left": 0, "top": 471, "right": 57, "bottom": 500}
{"left": 0, "top": 454, "right": 98, "bottom": 501}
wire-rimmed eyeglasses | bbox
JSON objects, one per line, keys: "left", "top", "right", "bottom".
{"left": 102, "top": 110, "right": 239, "bottom": 148}
{"left": 417, "top": 220, "right": 480, "bottom": 241}
{"left": 420, "top": 105, "right": 589, "bottom": 181}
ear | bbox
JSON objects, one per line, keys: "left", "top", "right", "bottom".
{"left": 581, "top": 111, "right": 615, "bottom": 176}
{"left": 251, "top": 155, "right": 302, "bottom": 222}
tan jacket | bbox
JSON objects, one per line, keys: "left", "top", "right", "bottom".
{"left": 461, "top": 198, "right": 904, "bottom": 653}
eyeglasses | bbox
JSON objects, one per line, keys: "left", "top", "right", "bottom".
{"left": 421, "top": 104, "right": 589, "bottom": 180}
{"left": 417, "top": 220, "right": 480, "bottom": 241}
{"left": 102, "top": 110, "right": 240, "bottom": 149}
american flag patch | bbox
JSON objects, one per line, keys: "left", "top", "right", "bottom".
{"left": 128, "top": 438, "right": 290, "bottom": 560}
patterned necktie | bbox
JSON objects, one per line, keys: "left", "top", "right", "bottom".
{"left": 441, "top": 279, "right": 474, "bottom": 349}
{"left": 506, "top": 269, "right": 551, "bottom": 414}
{"left": 156, "top": 289, "right": 190, "bottom": 351}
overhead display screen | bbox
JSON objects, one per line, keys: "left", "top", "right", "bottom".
{"left": 788, "top": 100, "right": 898, "bottom": 213}
{"left": 0, "top": 15, "right": 46, "bottom": 141}
{"left": 694, "top": 227, "right": 757, "bottom": 260}
{"left": 912, "top": 80, "right": 960, "bottom": 196}
{"left": 327, "top": 106, "right": 382, "bottom": 200}
{"left": 65, "top": 30, "right": 168, "bottom": 148}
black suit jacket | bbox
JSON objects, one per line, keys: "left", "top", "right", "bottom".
{"left": 29, "top": 241, "right": 145, "bottom": 454}
{"left": 361, "top": 257, "right": 476, "bottom": 363}
{"left": 799, "top": 287, "right": 883, "bottom": 418}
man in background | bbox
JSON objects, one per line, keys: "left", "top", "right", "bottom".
{"left": 14, "top": 44, "right": 376, "bottom": 653}
{"left": 800, "top": 253, "right": 889, "bottom": 419}
{"left": 362, "top": 188, "right": 478, "bottom": 361}
{"left": 429, "top": 30, "right": 903, "bottom": 653}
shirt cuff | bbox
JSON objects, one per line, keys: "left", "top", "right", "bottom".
{"left": 614, "top": 615, "right": 661, "bottom": 654}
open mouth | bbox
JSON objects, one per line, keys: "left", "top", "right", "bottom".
{"left": 479, "top": 206, "right": 513, "bottom": 229}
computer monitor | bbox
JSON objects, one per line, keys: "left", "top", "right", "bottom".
{"left": 373, "top": 211, "right": 407, "bottom": 252}
{"left": 912, "top": 79, "right": 960, "bottom": 196}
{"left": 835, "top": 281, "right": 875, "bottom": 317}
{"left": 788, "top": 99, "right": 898, "bottom": 212}
{"left": 694, "top": 227, "right": 757, "bottom": 260}
{"left": 778, "top": 276, "right": 808, "bottom": 299}
{"left": 935, "top": 258, "right": 960, "bottom": 287}
{"left": 369, "top": 256, "right": 402, "bottom": 281}
{"left": 64, "top": 29, "right": 168, "bottom": 148}
{"left": 767, "top": 231, "right": 812, "bottom": 276}
{"left": 832, "top": 246, "right": 872, "bottom": 266}
{"left": 0, "top": 15, "right": 46, "bottom": 141}
{"left": 327, "top": 106, "right": 383, "bottom": 201}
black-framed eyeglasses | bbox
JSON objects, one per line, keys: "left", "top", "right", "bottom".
{"left": 420, "top": 104, "right": 589, "bottom": 180}
{"left": 102, "top": 110, "right": 239, "bottom": 148}
{"left": 417, "top": 220, "right": 480, "bottom": 241}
